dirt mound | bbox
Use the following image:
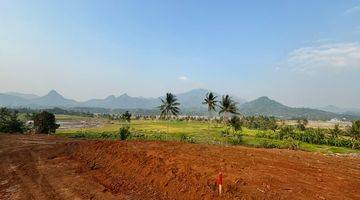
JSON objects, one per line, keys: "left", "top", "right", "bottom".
{"left": 68, "top": 140, "right": 360, "bottom": 200}
{"left": 1, "top": 134, "right": 360, "bottom": 199}
{"left": 0, "top": 135, "right": 125, "bottom": 200}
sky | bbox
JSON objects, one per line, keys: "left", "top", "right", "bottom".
{"left": 0, "top": 0, "right": 360, "bottom": 108}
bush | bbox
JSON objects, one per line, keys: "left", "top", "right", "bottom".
{"left": 99, "top": 132, "right": 116, "bottom": 139}
{"left": 131, "top": 133, "right": 147, "bottom": 140}
{"left": 349, "top": 120, "right": 360, "bottom": 141}
{"left": 229, "top": 116, "right": 242, "bottom": 132}
{"left": 352, "top": 140, "right": 360, "bottom": 149}
{"left": 121, "top": 111, "right": 132, "bottom": 123}
{"left": 255, "top": 130, "right": 277, "bottom": 139}
{"left": 330, "top": 124, "right": 341, "bottom": 138}
{"left": 283, "top": 138, "right": 300, "bottom": 150}
{"left": 70, "top": 132, "right": 88, "bottom": 138}
{"left": 33, "top": 111, "right": 59, "bottom": 134}
{"left": 296, "top": 119, "right": 308, "bottom": 131}
{"left": 258, "top": 140, "right": 280, "bottom": 148}
{"left": 277, "top": 126, "right": 295, "bottom": 140}
{"left": 299, "top": 128, "right": 325, "bottom": 144}
{"left": 220, "top": 127, "right": 231, "bottom": 137}
{"left": 0, "top": 108, "right": 26, "bottom": 133}
{"left": 228, "top": 133, "right": 243, "bottom": 145}
{"left": 179, "top": 133, "right": 195, "bottom": 143}
{"left": 256, "top": 122, "right": 359, "bottom": 150}
{"left": 119, "top": 126, "right": 131, "bottom": 140}
{"left": 241, "top": 115, "right": 277, "bottom": 131}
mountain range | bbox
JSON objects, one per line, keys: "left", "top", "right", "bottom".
{"left": 0, "top": 89, "right": 246, "bottom": 110}
{"left": 317, "top": 105, "right": 360, "bottom": 116}
{"left": 1, "top": 89, "right": 359, "bottom": 120}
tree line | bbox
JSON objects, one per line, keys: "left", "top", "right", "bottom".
{"left": 0, "top": 107, "right": 59, "bottom": 134}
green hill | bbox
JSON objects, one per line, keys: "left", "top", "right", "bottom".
{"left": 239, "top": 96, "right": 357, "bottom": 120}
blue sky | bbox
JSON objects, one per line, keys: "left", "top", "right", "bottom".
{"left": 0, "top": 0, "right": 360, "bottom": 107}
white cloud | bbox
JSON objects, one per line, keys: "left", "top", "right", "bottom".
{"left": 283, "top": 42, "right": 360, "bottom": 74}
{"left": 344, "top": 5, "right": 360, "bottom": 15}
{"left": 302, "top": 38, "right": 332, "bottom": 45}
{"left": 178, "top": 76, "right": 188, "bottom": 81}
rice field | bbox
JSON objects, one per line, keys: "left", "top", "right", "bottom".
{"left": 56, "top": 118, "right": 360, "bottom": 154}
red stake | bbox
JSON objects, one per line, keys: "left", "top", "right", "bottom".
{"left": 217, "top": 172, "right": 223, "bottom": 196}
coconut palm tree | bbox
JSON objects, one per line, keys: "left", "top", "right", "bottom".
{"left": 159, "top": 93, "right": 180, "bottom": 119}
{"left": 159, "top": 93, "right": 180, "bottom": 133}
{"left": 203, "top": 92, "right": 218, "bottom": 129}
{"left": 218, "top": 95, "right": 238, "bottom": 123}
{"left": 203, "top": 92, "right": 218, "bottom": 115}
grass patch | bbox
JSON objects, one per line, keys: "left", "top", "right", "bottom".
{"left": 56, "top": 119, "right": 360, "bottom": 154}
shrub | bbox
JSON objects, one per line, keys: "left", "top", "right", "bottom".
{"left": 303, "top": 128, "right": 325, "bottom": 144}
{"left": 283, "top": 138, "right": 300, "bottom": 150}
{"left": 229, "top": 116, "right": 242, "bottom": 132}
{"left": 119, "top": 126, "right": 131, "bottom": 140}
{"left": 241, "top": 115, "right": 277, "bottom": 131}
{"left": 349, "top": 120, "right": 360, "bottom": 141}
{"left": 99, "top": 132, "right": 116, "bottom": 139}
{"left": 0, "top": 108, "right": 26, "bottom": 133}
{"left": 131, "top": 133, "right": 146, "bottom": 140}
{"left": 352, "top": 140, "right": 360, "bottom": 149}
{"left": 33, "top": 111, "right": 59, "bottom": 134}
{"left": 151, "top": 133, "right": 168, "bottom": 141}
{"left": 179, "top": 133, "right": 195, "bottom": 143}
{"left": 330, "top": 124, "right": 341, "bottom": 138}
{"left": 255, "top": 130, "right": 277, "bottom": 139}
{"left": 70, "top": 132, "right": 87, "bottom": 138}
{"left": 228, "top": 133, "right": 243, "bottom": 145}
{"left": 220, "top": 127, "right": 231, "bottom": 137}
{"left": 121, "top": 111, "right": 132, "bottom": 123}
{"left": 296, "top": 118, "right": 308, "bottom": 131}
{"left": 277, "top": 126, "right": 295, "bottom": 140}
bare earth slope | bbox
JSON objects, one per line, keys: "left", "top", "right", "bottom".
{"left": 0, "top": 134, "right": 359, "bottom": 199}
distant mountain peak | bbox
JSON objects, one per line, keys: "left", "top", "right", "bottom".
{"left": 119, "top": 93, "right": 129, "bottom": 98}
{"left": 105, "top": 95, "right": 116, "bottom": 100}
{"left": 250, "top": 96, "right": 277, "bottom": 105}
{"left": 47, "top": 90, "right": 62, "bottom": 97}
{"left": 189, "top": 88, "right": 210, "bottom": 92}
{"left": 257, "top": 96, "right": 271, "bottom": 101}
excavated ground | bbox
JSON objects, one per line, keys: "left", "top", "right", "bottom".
{"left": 0, "top": 134, "right": 359, "bottom": 199}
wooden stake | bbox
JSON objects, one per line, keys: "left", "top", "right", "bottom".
{"left": 217, "top": 172, "right": 223, "bottom": 196}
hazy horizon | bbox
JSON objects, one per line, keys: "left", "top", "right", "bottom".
{"left": 1, "top": 1, "right": 360, "bottom": 108}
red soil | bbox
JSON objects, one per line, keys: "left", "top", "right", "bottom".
{"left": 1, "top": 134, "right": 359, "bottom": 199}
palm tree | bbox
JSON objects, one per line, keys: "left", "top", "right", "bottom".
{"left": 203, "top": 92, "right": 218, "bottom": 129}
{"left": 218, "top": 95, "right": 238, "bottom": 123}
{"left": 159, "top": 93, "right": 180, "bottom": 133}
{"left": 159, "top": 93, "right": 180, "bottom": 119}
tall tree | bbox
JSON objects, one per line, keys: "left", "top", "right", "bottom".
{"left": 349, "top": 120, "right": 360, "bottom": 141}
{"left": 158, "top": 93, "right": 180, "bottom": 133}
{"left": 203, "top": 92, "right": 218, "bottom": 119}
{"left": 159, "top": 93, "right": 180, "bottom": 119}
{"left": 203, "top": 92, "right": 218, "bottom": 130}
{"left": 330, "top": 124, "right": 341, "bottom": 138}
{"left": 121, "top": 111, "right": 132, "bottom": 123}
{"left": 218, "top": 95, "right": 238, "bottom": 123}
{"left": 33, "top": 111, "right": 60, "bottom": 134}
{"left": 0, "top": 108, "right": 25, "bottom": 133}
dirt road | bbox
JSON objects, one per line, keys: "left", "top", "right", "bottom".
{"left": 0, "top": 134, "right": 359, "bottom": 199}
